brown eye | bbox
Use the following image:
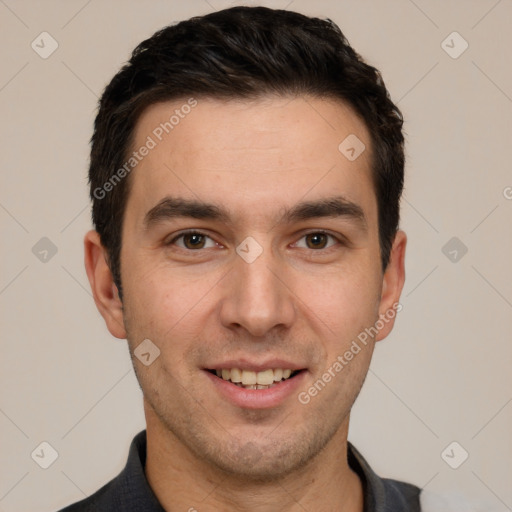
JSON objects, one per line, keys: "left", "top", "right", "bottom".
{"left": 293, "top": 232, "right": 339, "bottom": 251}
{"left": 170, "top": 231, "right": 217, "bottom": 250}
{"left": 305, "top": 233, "right": 329, "bottom": 249}
{"left": 182, "top": 233, "right": 206, "bottom": 249}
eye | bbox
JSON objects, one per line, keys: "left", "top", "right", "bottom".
{"left": 294, "top": 232, "right": 339, "bottom": 250}
{"left": 169, "top": 231, "right": 218, "bottom": 250}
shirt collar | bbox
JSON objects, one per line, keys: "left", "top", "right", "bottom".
{"left": 111, "top": 430, "right": 419, "bottom": 512}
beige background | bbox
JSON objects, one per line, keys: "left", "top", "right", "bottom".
{"left": 1, "top": 0, "right": 511, "bottom": 510}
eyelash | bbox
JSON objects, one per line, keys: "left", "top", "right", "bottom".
{"left": 166, "top": 229, "right": 343, "bottom": 252}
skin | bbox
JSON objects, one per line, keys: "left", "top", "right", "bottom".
{"left": 85, "top": 95, "right": 406, "bottom": 512}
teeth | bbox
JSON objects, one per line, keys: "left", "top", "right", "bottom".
{"left": 256, "top": 369, "right": 274, "bottom": 385}
{"left": 241, "top": 370, "right": 257, "bottom": 385}
{"left": 213, "top": 368, "right": 296, "bottom": 387}
{"left": 230, "top": 368, "right": 242, "bottom": 383}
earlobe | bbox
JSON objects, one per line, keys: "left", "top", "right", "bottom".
{"left": 84, "top": 230, "right": 127, "bottom": 339}
{"left": 375, "top": 230, "right": 407, "bottom": 342}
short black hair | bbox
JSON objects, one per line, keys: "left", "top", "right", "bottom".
{"left": 89, "top": 6, "right": 404, "bottom": 297}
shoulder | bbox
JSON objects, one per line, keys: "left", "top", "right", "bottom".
{"left": 56, "top": 430, "right": 155, "bottom": 512}
{"left": 380, "top": 477, "right": 422, "bottom": 510}
{"left": 347, "top": 442, "right": 421, "bottom": 510}
{"left": 56, "top": 479, "right": 117, "bottom": 511}
{"left": 420, "top": 490, "right": 506, "bottom": 511}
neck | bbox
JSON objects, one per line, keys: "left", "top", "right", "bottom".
{"left": 144, "top": 404, "right": 363, "bottom": 512}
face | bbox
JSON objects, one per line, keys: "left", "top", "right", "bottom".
{"left": 88, "top": 95, "right": 406, "bottom": 481}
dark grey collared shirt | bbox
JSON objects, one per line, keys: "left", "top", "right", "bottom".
{"left": 58, "top": 430, "right": 421, "bottom": 511}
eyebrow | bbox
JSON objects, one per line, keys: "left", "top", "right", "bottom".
{"left": 143, "top": 195, "right": 366, "bottom": 230}
{"left": 144, "top": 197, "right": 230, "bottom": 229}
{"left": 280, "top": 196, "right": 366, "bottom": 229}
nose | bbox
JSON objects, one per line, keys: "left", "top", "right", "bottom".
{"left": 219, "top": 245, "right": 296, "bottom": 338}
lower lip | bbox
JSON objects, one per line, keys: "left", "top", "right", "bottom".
{"left": 204, "top": 370, "right": 307, "bottom": 410}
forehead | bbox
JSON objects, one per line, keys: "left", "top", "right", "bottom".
{"left": 126, "top": 95, "right": 375, "bottom": 227}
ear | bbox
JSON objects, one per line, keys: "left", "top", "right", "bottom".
{"left": 375, "top": 230, "right": 407, "bottom": 342}
{"left": 84, "top": 230, "right": 127, "bottom": 339}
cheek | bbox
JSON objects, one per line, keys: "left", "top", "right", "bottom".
{"left": 122, "top": 256, "right": 220, "bottom": 340}
{"left": 292, "top": 260, "right": 381, "bottom": 339}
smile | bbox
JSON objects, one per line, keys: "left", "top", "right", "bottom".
{"left": 204, "top": 361, "right": 307, "bottom": 409}
{"left": 210, "top": 368, "right": 299, "bottom": 389}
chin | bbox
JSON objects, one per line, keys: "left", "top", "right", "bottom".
{"left": 200, "top": 428, "right": 329, "bottom": 483}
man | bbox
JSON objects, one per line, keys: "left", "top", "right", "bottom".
{"left": 60, "top": 5, "right": 423, "bottom": 511}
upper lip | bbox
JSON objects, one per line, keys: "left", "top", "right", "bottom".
{"left": 205, "top": 358, "right": 306, "bottom": 373}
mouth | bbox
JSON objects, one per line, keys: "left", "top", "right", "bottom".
{"left": 206, "top": 368, "right": 303, "bottom": 390}
{"left": 204, "top": 364, "right": 308, "bottom": 409}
